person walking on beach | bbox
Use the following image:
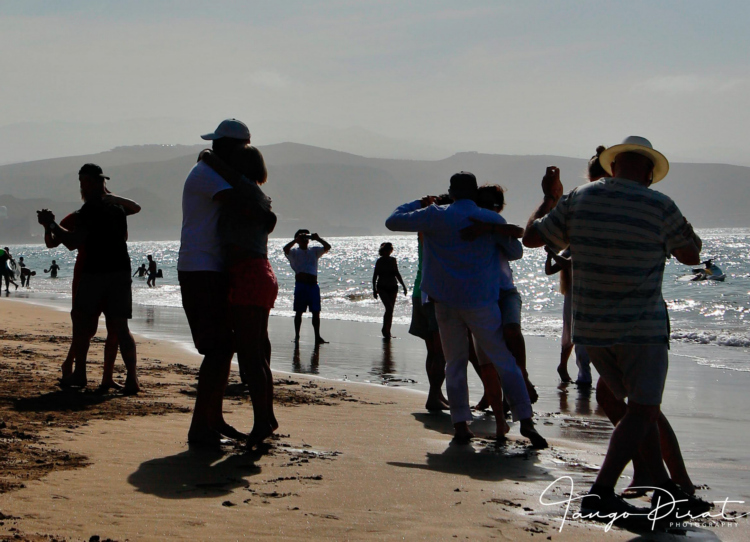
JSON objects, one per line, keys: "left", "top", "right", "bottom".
{"left": 0, "top": 247, "right": 18, "bottom": 291}
{"left": 522, "top": 137, "right": 709, "bottom": 519}
{"left": 200, "top": 145, "right": 280, "bottom": 450}
{"left": 146, "top": 255, "right": 158, "bottom": 287}
{"left": 37, "top": 163, "right": 140, "bottom": 395}
{"left": 386, "top": 172, "right": 547, "bottom": 447}
{"left": 178, "top": 118, "right": 252, "bottom": 447}
{"left": 40, "top": 182, "right": 141, "bottom": 392}
{"left": 372, "top": 242, "right": 408, "bottom": 340}
{"left": 284, "top": 230, "right": 331, "bottom": 344}
{"left": 44, "top": 260, "right": 61, "bottom": 278}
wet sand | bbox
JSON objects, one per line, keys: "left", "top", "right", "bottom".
{"left": 0, "top": 299, "right": 748, "bottom": 540}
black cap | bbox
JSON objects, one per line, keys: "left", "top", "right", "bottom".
{"left": 78, "top": 163, "right": 110, "bottom": 180}
{"left": 449, "top": 171, "right": 478, "bottom": 198}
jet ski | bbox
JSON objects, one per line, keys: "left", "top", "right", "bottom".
{"left": 679, "top": 259, "right": 726, "bottom": 282}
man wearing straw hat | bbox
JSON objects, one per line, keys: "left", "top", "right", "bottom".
{"left": 523, "top": 136, "right": 710, "bottom": 521}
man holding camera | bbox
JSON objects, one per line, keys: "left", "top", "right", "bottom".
{"left": 283, "top": 229, "right": 332, "bottom": 344}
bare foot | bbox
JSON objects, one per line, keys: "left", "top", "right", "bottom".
{"left": 315, "top": 337, "right": 329, "bottom": 345}
{"left": 557, "top": 365, "right": 572, "bottom": 383}
{"left": 59, "top": 370, "right": 87, "bottom": 389}
{"left": 452, "top": 422, "right": 474, "bottom": 444}
{"left": 621, "top": 484, "right": 650, "bottom": 498}
{"left": 496, "top": 419, "right": 510, "bottom": 438}
{"left": 672, "top": 475, "right": 695, "bottom": 496}
{"left": 525, "top": 380, "right": 539, "bottom": 403}
{"left": 520, "top": 419, "right": 548, "bottom": 449}
{"left": 425, "top": 398, "right": 450, "bottom": 411}
{"left": 94, "top": 380, "right": 123, "bottom": 395}
{"left": 246, "top": 423, "right": 275, "bottom": 450}
{"left": 473, "top": 395, "right": 490, "bottom": 411}
{"left": 217, "top": 422, "right": 247, "bottom": 441}
{"left": 122, "top": 374, "right": 141, "bottom": 395}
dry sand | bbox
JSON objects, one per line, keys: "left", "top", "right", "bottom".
{"left": 0, "top": 300, "right": 747, "bottom": 541}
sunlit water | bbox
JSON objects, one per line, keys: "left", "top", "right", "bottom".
{"left": 4, "top": 228, "right": 750, "bottom": 376}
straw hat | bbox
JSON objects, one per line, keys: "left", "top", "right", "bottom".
{"left": 599, "top": 136, "right": 670, "bottom": 184}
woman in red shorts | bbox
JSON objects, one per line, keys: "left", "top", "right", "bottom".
{"left": 201, "top": 146, "right": 279, "bottom": 450}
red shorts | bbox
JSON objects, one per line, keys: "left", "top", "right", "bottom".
{"left": 228, "top": 257, "right": 278, "bottom": 309}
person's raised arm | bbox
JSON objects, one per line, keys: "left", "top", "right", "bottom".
{"left": 312, "top": 233, "right": 331, "bottom": 254}
{"left": 37, "top": 209, "right": 85, "bottom": 250}
{"left": 385, "top": 197, "right": 437, "bottom": 232}
{"left": 103, "top": 193, "right": 141, "bottom": 216}
{"left": 522, "top": 166, "right": 563, "bottom": 248}
{"left": 43, "top": 224, "right": 61, "bottom": 248}
{"left": 283, "top": 237, "right": 298, "bottom": 256}
{"left": 672, "top": 219, "right": 702, "bottom": 265}
{"left": 200, "top": 149, "right": 243, "bottom": 188}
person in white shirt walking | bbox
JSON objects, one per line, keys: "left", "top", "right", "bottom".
{"left": 283, "top": 229, "right": 331, "bottom": 345}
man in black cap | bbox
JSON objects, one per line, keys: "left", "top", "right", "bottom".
{"left": 386, "top": 172, "right": 547, "bottom": 447}
{"left": 37, "top": 163, "right": 140, "bottom": 394}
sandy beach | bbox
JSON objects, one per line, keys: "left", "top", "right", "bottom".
{"left": 0, "top": 299, "right": 748, "bottom": 541}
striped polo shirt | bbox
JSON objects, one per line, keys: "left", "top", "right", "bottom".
{"left": 532, "top": 177, "right": 693, "bottom": 346}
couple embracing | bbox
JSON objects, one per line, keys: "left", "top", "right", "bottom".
{"left": 177, "top": 119, "right": 278, "bottom": 450}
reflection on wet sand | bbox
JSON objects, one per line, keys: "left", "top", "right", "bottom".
{"left": 292, "top": 343, "right": 320, "bottom": 375}
{"left": 556, "top": 382, "right": 610, "bottom": 444}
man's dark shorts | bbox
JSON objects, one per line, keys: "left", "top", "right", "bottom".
{"left": 73, "top": 271, "right": 132, "bottom": 319}
{"left": 408, "top": 297, "right": 439, "bottom": 340}
{"left": 293, "top": 282, "right": 321, "bottom": 313}
{"left": 179, "top": 270, "right": 233, "bottom": 355}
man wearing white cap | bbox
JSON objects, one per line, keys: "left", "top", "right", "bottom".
{"left": 178, "top": 119, "right": 250, "bottom": 446}
{"left": 523, "top": 137, "right": 710, "bottom": 521}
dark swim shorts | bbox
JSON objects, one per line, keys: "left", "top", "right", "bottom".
{"left": 178, "top": 270, "right": 233, "bottom": 355}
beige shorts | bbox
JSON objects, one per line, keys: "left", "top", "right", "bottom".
{"left": 586, "top": 344, "right": 669, "bottom": 406}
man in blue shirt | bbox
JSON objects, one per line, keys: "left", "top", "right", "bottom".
{"left": 386, "top": 172, "right": 547, "bottom": 447}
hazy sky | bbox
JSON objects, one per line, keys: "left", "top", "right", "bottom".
{"left": 2, "top": 1, "right": 748, "bottom": 163}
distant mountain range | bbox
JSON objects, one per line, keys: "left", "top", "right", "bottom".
{"left": 0, "top": 142, "right": 747, "bottom": 243}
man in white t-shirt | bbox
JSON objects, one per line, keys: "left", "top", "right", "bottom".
{"left": 177, "top": 118, "right": 250, "bottom": 447}
{"left": 283, "top": 229, "right": 331, "bottom": 344}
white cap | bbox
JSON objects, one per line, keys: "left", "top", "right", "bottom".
{"left": 200, "top": 119, "right": 251, "bottom": 141}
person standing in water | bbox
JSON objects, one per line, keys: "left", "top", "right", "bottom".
{"left": 372, "top": 242, "right": 408, "bottom": 340}
{"left": 146, "top": 255, "right": 158, "bottom": 287}
{"left": 45, "top": 260, "right": 61, "bottom": 278}
{"left": 284, "top": 230, "right": 331, "bottom": 345}
{"left": 0, "top": 247, "right": 18, "bottom": 291}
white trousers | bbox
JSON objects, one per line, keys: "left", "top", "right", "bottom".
{"left": 435, "top": 302, "right": 533, "bottom": 424}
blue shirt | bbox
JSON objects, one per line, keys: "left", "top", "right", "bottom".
{"left": 386, "top": 199, "right": 516, "bottom": 309}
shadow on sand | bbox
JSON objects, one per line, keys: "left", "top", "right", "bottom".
{"left": 127, "top": 447, "right": 262, "bottom": 500}
{"left": 14, "top": 388, "right": 121, "bottom": 413}
{"left": 387, "top": 412, "right": 552, "bottom": 483}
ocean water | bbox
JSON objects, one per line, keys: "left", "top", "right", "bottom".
{"left": 4, "top": 228, "right": 750, "bottom": 373}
